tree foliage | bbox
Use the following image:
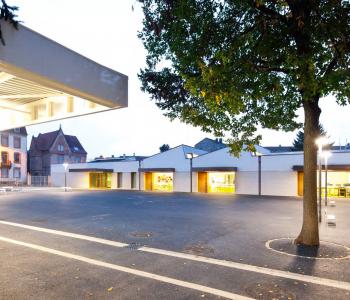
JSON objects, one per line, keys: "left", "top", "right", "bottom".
{"left": 0, "top": 0, "right": 19, "bottom": 45}
{"left": 138, "top": 0, "right": 350, "bottom": 155}
{"left": 159, "top": 143, "right": 170, "bottom": 152}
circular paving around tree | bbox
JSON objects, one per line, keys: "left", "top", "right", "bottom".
{"left": 266, "top": 238, "right": 350, "bottom": 260}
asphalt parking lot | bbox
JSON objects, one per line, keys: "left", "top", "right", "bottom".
{"left": 0, "top": 190, "right": 349, "bottom": 299}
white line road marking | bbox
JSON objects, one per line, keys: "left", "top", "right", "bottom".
{"left": 139, "top": 246, "right": 350, "bottom": 291}
{"left": 1, "top": 220, "right": 350, "bottom": 292}
{"left": 0, "top": 236, "right": 252, "bottom": 300}
{"left": 0, "top": 220, "right": 128, "bottom": 248}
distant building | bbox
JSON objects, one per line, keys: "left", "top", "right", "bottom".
{"left": 0, "top": 127, "right": 28, "bottom": 184}
{"left": 195, "top": 138, "right": 227, "bottom": 153}
{"left": 29, "top": 127, "right": 87, "bottom": 176}
{"left": 90, "top": 154, "right": 148, "bottom": 163}
{"left": 264, "top": 146, "right": 295, "bottom": 153}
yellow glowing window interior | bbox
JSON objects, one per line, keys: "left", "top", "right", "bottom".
{"left": 152, "top": 172, "right": 173, "bottom": 192}
{"left": 317, "top": 171, "right": 350, "bottom": 197}
{"left": 208, "top": 172, "right": 235, "bottom": 193}
{"left": 89, "top": 173, "right": 111, "bottom": 189}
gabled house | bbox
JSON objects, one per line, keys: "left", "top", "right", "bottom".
{"left": 29, "top": 127, "right": 87, "bottom": 176}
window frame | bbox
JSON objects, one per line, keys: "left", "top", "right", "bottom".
{"left": 13, "top": 136, "right": 21, "bottom": 149}
{"left": 1, "top": 168, "right": 9, "bottom": 178}
{"left": 13, "top": 167, "right": 21, "bottom": 179}
{"left": 1, "top": 134, "right": 9, "bottom": 147}
{"left": 14, "top": 152, "right": 21, "bottom": 164}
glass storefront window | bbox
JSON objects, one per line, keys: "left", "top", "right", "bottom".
{"left": 207, "top": 172, "right": 235, "bottom": 193}
{"left": 318, "top": 171, "right": 350, "bottom": 198}
{"left": 89, "top": 173, "right": 111, "bottom": 189}
{"left": 152, "top": 172, "right": 173, "bottom": 192}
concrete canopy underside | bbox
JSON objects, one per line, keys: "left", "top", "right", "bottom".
{"left": 0, "top": 21, "right": 128, "bottom": 130}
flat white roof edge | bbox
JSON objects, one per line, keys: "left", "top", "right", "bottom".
{"left": 0, "top": 20, "right": 128, "bottom": 108}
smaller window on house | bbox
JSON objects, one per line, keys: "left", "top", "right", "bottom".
{"left": 58, "top": 144, "right": 64, "bottom": 152}
{"left": 1, "top": 168, "right": 9, "bottom": 178}
{"left": 13, "top": 136, "right": 21, "bottom": 149}
{"left": 1, "top": 135, "right": 9, "bottom": 147}
{"left": 57, "top": 155, "right": 65, "bottom": 164}
{"left": 13, "top": 167, "right": 21, "bottom": 179}
{"left": 1, "top": 151, "right": 9, "bottom": 163}
{"left": 14, "top": 153, "right": 21, "bottom": 164}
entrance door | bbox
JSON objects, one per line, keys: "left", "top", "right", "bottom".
{"left": 90, "top": 173, "right": 111, "bottom": 189}
{"left": 145, "top": 173, "right": 152, "bottom": 191}
{"left": 198, "top": 172, "right": 208, "bottom": 193}
{"left": 297, "top": 171, "right": 304, "bottom": 196}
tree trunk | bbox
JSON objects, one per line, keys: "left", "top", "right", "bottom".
{"left": 295, "top": 98, "right": 321, "bottom": 246}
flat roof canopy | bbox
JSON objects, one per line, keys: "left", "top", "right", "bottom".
{"left": 69, "top": 168, "right": 114, "bottom": 173}
{"left": 293, "top": 165, "right": 350, "bottom": 171}
{"left": 139, "top": 168, "right": 176, "bottom": 172}
{"left": 192, "top": 167, "right": 237, "bottom": 172}
{"left": 0, "top": 21, "right": 128, "bottom": 130}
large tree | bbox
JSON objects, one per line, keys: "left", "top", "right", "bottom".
{"left": 138, "top": 1, "right": 350, "bottom": 245}
{"left": 0, "top": 0, "right": 18, "bottom": 45}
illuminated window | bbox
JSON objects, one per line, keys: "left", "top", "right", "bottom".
{"left": 318, "top": 171, "right": 350, "bottom": 198}
{"left": 152, "top": 172, "right": 173, "bottom": 192}
{"left": 89, "top": 173, "right": 111, "bottom": 189}
{"left": 208, "top": 172, "right": 235, "bottom": 193}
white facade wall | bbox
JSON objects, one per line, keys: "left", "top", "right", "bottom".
{"left": 51, "top": 161, "right": 139, "bottom": 189}
{"left": 174, "top": 172, "right": 191, "bottom": 192}
{"left": 50, "top": 146, "right": 350, "bottom": 197}
{"left": 236, "top": 171, "right": 259, "bottom": 195}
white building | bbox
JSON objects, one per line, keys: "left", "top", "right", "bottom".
{"left": 0, "top": 127, "right": 28, "bottom": 184}
{"left": 51, "top": 144, "right": 350, "bottom": 198}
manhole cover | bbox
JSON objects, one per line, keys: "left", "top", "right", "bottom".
{"left": 130, "top": 232, "right": 154, "bottom": 238}
{"left": 266, "top": 238, "right": 350, "bottom": 259}
{"left": 184, "top": 243, "right": 214, "bottom": 256}
{"left": 245, "top": 282, "right": 295, "bottom": 300}
{"left": 31, "top": 219, "right": 48, "bottom": 223}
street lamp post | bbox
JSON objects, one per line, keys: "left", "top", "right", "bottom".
{"left": 186, "top": 153, "right": 198, "bottom": 193}
{"left": 63, "top": 162, "right": 69, "bottom": 192}
{"left": 322, "top": 151, "right": 332, "bottom": 208}
{"left": 316, "top": 137, "right": 327, "bottom": 223}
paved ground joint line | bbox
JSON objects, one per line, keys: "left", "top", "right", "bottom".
{"left": 0, "top": 236, "right": 252, "bottom": 300}
{"left": 1, "top": 220, "right": 350, "bottom": 292}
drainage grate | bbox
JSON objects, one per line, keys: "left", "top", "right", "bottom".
{"left": 125, "top": 242, "right": 142, "bottom": 250}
